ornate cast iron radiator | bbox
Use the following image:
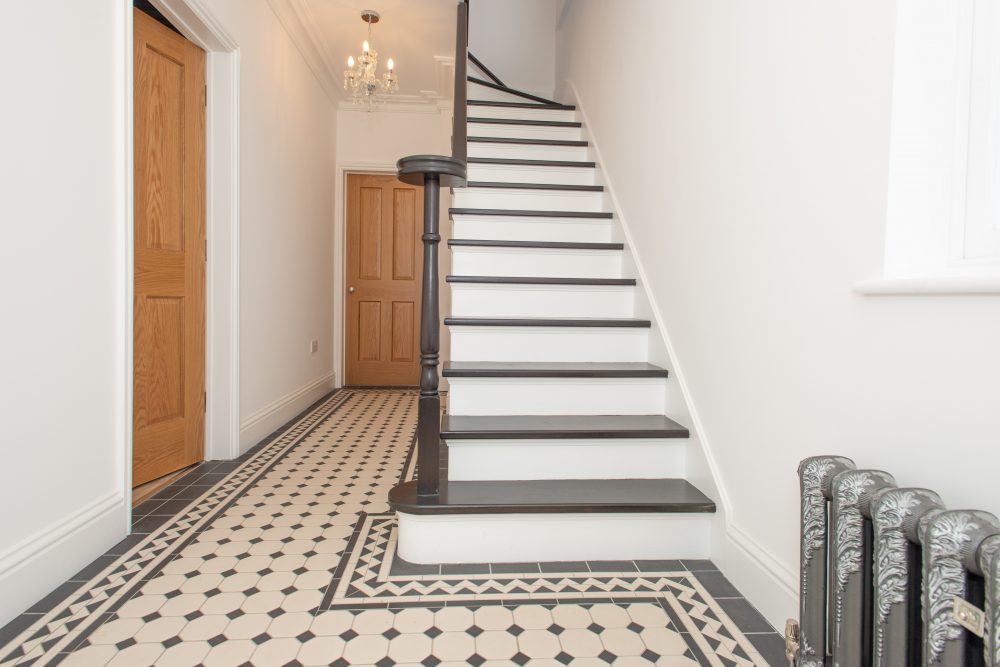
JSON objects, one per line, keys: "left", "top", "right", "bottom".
{"left": 795, "top": 456, "right": 1000, "bottom": 666}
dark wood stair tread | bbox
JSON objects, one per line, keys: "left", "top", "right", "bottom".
{"left": 445, "top": 317, "right": 650, "bottom": 327}
{"left": 468, "top": 100, "right": 576, "bottom": 110}
{"left": 468, "top": 158, "right": 596, "bottom": 168}
{"left": 441, "top": 414, "right": 688, "bottom": 439}
{"left": 389, "top": 478, "right": 714, "bottom": 515}
{"left": 443, "top": 362, "right": 668, "bottom": 379}
{"left": 468, "top": 136, "right": 588, "bottom": 147}
{"left": 468, "top": 117, "right": 582, "bottom": 128}
{"left": 446, "top": 276, "right": 636, "bottom": 286}
{"left": 450, "top": 208, "right": 611, "bottom": 219}
{"left": 449, "top": 239, "right": 622, "bottom": 250}
{"left": 464, "top": 181, "right": 603, "bottom": 191}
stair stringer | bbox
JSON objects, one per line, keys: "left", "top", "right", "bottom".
{"left": 558, "top": 81, "right": 798, "bottom": 627}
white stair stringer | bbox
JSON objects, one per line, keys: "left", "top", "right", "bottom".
{"left": 397, "top": 512, "right": 712, "bottom": 563}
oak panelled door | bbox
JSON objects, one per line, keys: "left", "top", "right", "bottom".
{"left": 132, "top": 9, "right": 207, "bottom": 486}
{"left": 345, "top": 174, "right": 423, "bottom": 385}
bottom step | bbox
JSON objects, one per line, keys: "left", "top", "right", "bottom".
{"left": 389, "top": 479, "right": 715, "bottom": 563}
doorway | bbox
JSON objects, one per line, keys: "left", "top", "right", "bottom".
{"left": 344, "top": 173, "right": 423, "bottom": 386}
{"left": 132, "top": 7, "right": 206, "bottom": 487}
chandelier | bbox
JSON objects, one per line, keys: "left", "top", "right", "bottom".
{"left": 343, "top": 10, "right": 399, "bottom": 110}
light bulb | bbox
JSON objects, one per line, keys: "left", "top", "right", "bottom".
{"left": 387, "top": 58, "right": 394, "bottom": 71}
{"left": 347, "top": 56, "right": 355, "bottom": 67}
{"left": 362, "top": 40, "right": 370, "bottom": 54}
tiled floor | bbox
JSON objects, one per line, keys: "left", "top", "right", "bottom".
{"left": 0, "top": 389, "right": 785, "bottom": 666}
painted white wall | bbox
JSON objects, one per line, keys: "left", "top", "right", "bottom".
{"left": 557, "top": 0, "right": 1000, "bottom": 629}
{"left": 197, "top": 0, "right": 338, "bottom": 450}
{"left": 334, "top": 106, "right": 453, "bottom": 386}
{"left": 0, "top": 0, "right": 131, "bottom": 628}
{"left": 469, "top": 0, "right": 558, "bottom": 98}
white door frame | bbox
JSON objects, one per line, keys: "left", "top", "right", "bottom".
{"left": 125, "top": 0, "right": 242, "bottom": 516}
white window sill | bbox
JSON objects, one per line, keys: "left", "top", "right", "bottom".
{"left": 854, "top": 276, "right": 1000, "bottom": 295}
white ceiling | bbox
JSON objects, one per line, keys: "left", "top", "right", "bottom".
{"left": 271, "top": 0, "right": 459, "bottom": 106}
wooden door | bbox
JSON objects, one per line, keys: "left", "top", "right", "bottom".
{"left": 132, "top": 9, "right": 206, "bottom": 486}
{"left": 345, "top": 174, "right": 423, "bottom": 385}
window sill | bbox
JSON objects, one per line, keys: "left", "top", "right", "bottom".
{"left": 854, "top": 276, "right": 1000, "bottom": 296}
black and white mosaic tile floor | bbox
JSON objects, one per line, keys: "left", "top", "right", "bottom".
{"left": 0, "top": 390, "right": 785, "bottom": 666}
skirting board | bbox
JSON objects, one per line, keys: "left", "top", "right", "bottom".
{"left": 238, "top": 371, "right": 336, "bottom": 453}
{"left": 0, "top": 492, "right": 126, "bottom": 628}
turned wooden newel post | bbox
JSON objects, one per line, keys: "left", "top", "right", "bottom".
{"left": 397, "top": 155, "right": 466, "bottom": 499}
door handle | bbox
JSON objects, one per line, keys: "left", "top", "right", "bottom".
{"left": 348, "top": 286, "right": 356, "bottom": 294}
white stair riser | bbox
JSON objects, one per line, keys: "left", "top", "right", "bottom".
{"left": 452, "top": 215, "right": 613, "bottom": 243}
{"left": 449, "top": 284, "right": 635, "bottom": 318}
{"left": 451, "top": 247, "right": 622, "bottom": 279}
{"left": 396, "top": 513, "right": 711, "bottom": 563}
{"left": 447, "top": 378, "right": 667, "bottom": 415}
{"left": 467, "top": 163, "right": 596, "bottom": 186}
{"left": 468, "top": 123, "right": 582, "bottom": 141}
{"left": 468, "top": 142, "right": 590, "bottom": 162}
{"left": 467, "top": 105, "right": 577, "bottom": 123}
{"left": 446, "top": 438, "right": 685, "bottom": 480}
{"left": 449, "top": 327, "right": 650, "bottom": 362}
{"left": 454, "top": 188, "right": 607, "bottom": 212}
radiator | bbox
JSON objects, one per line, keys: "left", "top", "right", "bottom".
{"left": 795, "top": 456, "right": 1000, "bottom": 667}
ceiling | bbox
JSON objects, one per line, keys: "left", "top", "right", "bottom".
{"left": 270, "top": 0, "right": 459, "bottom": 106}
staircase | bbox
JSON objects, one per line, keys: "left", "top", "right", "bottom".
{"left": 388, "top": 49, "right": 717, "bottom": 563}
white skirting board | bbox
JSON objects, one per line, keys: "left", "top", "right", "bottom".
{"left": 0, "top": 492, "right": 125, "bottom": 629}
{"left": 396, "top": 512, "right": 712, "bottom": 563}
{"left": 446, "top": 438, "right": 686, "bottom": 481}
{"left": 238, "top": 372, "right": 335, "bottom": 453}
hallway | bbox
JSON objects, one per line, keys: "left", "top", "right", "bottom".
{"left": 0, "top": 390, "right": 781, "bottom": 666}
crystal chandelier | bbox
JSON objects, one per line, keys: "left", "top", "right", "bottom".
{"left": 343, "top": 10, "right": 399, "bottom": 110}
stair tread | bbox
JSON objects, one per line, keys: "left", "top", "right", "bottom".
{"left": 389, "top": 478, "right": 713, "bottom": 515}
{"left": 468, "top": 117, "right": 583, "bottom": 128}
{"left": 450, "top": 208, "right": 612, "bottom": 219}
{"left": 445, "top": 316, "right": 651, "bottom": 327}
{"left": 449, "top": 239, "right": 622, "bottom": 250}
{"left": 447, "top": 276, "right": 635, "bottom": 286}
{"left": 443, "top": 362, "right": 668, "bottom": 378}
{"left": 441, "top": 413, "right": 688, "bottom": 439}
{"left": 464, "top": 182, "right": 603, "bottom": 192}
{"left": 468, "top": 99, "right": 576, "bottom": 110}
{"left": 468, "top": 136, "right": 588, "bottom": 147}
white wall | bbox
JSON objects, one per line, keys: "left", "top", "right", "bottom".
{"left": 469, "top": 0, "right": 558, "bottom": 97}
{"left": 0, "top": 0, "right": 131, "bottom": 627}
{"left": 199, "top": 0, "right": 338, "bottom": 450}
{"left": 557, "top": 0, "right": 1000, "bottom": 629}
{"left": 334, "top": 106, "right": 453, "bottom": 385}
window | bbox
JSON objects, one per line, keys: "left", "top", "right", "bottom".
{"left": 882, "top": 0, "right": 1000, "bottom": 281}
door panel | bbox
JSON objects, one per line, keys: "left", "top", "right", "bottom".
{"left": 346, "top": 174, "right": 422, "bottom": 385}
{"left": 133, "top": 9, "right": 206, "bottom": 486}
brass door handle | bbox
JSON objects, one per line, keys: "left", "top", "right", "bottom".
{"left": 348, "top": 286, "right": 356, "bottom": 294}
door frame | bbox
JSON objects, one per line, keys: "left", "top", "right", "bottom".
{"left": 333, "top": 163, "right": 399, "bottom": 388}
{"left": 123, "top": 0, "right": 242, "bottom": 519}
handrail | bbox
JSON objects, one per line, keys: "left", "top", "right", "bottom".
{"left": 394, "top": 1, "right": 469, "bottom": 501}
{"left": 452, "top": 1, "right": 469, "bottom": 164}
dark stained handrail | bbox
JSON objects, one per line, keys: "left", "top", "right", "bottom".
{"left": 452, "top": 1, "right": 469, "bottom": 165}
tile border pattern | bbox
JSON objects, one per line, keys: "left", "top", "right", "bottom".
{"left": 0, "top": 391, "right": 355, "bottom": 666}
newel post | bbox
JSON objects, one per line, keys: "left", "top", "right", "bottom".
{"left": 397, "top": 155, "right": 466, "bottom": 499}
